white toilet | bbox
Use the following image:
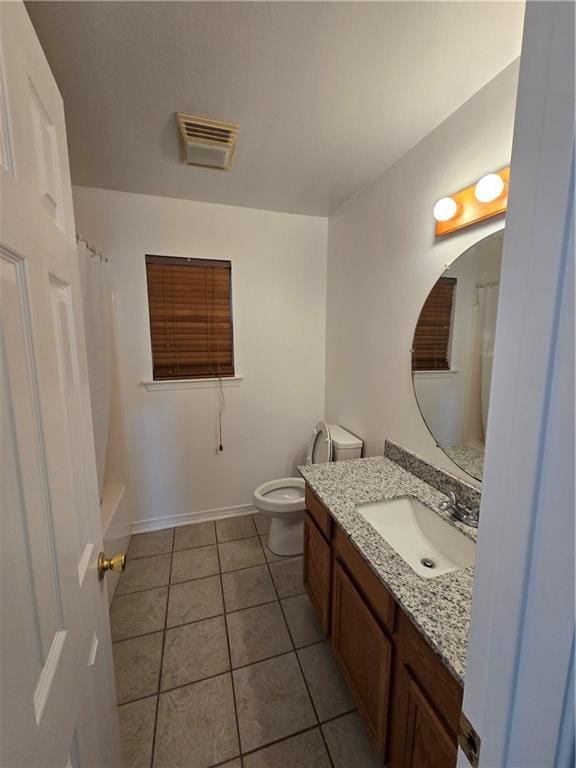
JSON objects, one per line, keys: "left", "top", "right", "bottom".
{"left": 253, "top": 422, "right": 363, "bottom": 556}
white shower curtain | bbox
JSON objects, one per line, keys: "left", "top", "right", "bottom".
{"left": 479, "top": 283, "right": 500, "bottom": 433}
{"left": 77, "top": 238, "right": 113, "bottom": 501}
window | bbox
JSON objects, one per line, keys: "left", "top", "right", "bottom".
{"left": 145, "top": 255, "right": 234, "bottom": 380}
{"left": 412, "top": 277, "right": 456, "bottom": 371}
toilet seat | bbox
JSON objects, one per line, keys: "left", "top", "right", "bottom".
{"left": 253, "top": 477, "right": 305, "bottom": 514}
{"left": 306, "top": 421, "right": 332, "bottom": 465}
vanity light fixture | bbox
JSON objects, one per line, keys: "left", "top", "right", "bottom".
{"left": 474, "top": 173, "right": 505, "bottom": 203}
{"left": 434, "top": 166, "right": 510, "bottom": 237}
{"left": 433, "top": 197, "right": 459, "bottom": 222}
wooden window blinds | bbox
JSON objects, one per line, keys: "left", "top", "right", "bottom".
{"left": 145, "top": 255, "right": 234, "bottom": 380}
{"left": 412, "top": 277, "right": 456, "bottom": 371}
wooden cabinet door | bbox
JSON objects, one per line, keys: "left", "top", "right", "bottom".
{"left": 396, "top": 670, "right": 457, "bottom": 768}
{"left": 331, "top": 560, "right": 392, "bottom": 756}
{"left": 303, "top": 513, "right": 331, "bottom": 632}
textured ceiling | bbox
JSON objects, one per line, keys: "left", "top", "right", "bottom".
{"left": 27, "top": 2, "right": 524, "bottom": 216}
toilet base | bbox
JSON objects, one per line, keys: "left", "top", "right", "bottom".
{"left": 267, "top": 516, "right": 304, "bottom": 557}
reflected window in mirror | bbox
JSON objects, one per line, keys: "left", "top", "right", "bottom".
{"left": 412, "top": 229, "right": 504, "bottom": 482}
{"left": 412, "top": 277, "right": 456, "bottom": 371}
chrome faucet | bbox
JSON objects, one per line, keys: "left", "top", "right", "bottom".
{"left": 439, "top": 491, "right": 479, "bottom": 529}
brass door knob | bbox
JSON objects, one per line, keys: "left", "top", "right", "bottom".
{"left": 98, "top": 551, "right": 126, "bottom": 581}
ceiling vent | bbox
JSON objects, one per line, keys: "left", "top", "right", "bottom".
{"left": 176, "top": 113, "right": 239, "bottom": 171}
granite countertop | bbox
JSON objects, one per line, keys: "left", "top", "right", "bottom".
{"left": 298, "top": 456, "right": 477, "bottom": 684}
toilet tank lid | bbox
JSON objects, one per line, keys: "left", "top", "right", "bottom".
{"left": 329, "top": 424, "right": 363, "bottom": 449}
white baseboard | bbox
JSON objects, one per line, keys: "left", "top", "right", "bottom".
{"left": 131, "top": 503, "right": 257, "bottom": 534}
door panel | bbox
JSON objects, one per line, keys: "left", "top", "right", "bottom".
{"left": 0, "top": 4, "right": 120, "bottom": 766}
{"left": 28, "top": 76, "right": 64, "bottom": 228}
{"left": 49, "top": 275, "right": 95, "bottom": 570}
{"left": 0, "top": 33, "right": 14, "bottom": 176}
{"left": 1, "top": 250, "right": 64, "bottom": 657}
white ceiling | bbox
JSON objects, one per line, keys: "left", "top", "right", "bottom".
{"left": 27, "top": 2, "right": 524, "bottom": 216}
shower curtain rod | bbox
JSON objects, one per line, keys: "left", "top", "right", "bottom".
{"left": 76, "top": 233, "right": 109, "bottom": 262}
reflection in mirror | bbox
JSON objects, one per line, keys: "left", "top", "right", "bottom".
{"left": 412, "top": 229, "right": 503, "bottom": 481}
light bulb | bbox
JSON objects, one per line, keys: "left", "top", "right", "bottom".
{"left": 433, "top": 197, "right": 458, "bottom": 222}
{"left": 475, "top": 173, "right": 504, "bottom": 203}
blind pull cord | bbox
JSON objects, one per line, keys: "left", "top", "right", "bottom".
{"left": 206, "top": 266, "right": 225, "bottom": 453}
{"left": 218, "top": 387, "right": 224, "bottom": 452}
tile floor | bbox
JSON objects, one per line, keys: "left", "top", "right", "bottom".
{"left": 112, "top": 513, "right": 382, "bottom": 768}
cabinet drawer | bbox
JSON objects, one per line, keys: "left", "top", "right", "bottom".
{"left": 333, "top": 524, "right": 396, "bottom": 634}
{"left": 305, "top": 486, "right": 332, "bottom": 539}
{"left": 331, "top": 559, "right": 392, "bottom": 757}
{"left": 303, "top": 514, "right": 331, "bottom": 632}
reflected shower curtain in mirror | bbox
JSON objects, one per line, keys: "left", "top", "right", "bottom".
{"left": 479, "top": 283, "right": 500, "bottom": 433}
{"left": 77, "top": 238, "right": 113, "bottom": 501}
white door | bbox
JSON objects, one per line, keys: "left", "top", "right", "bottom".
{"left": 459, "top": 2, "right": 574, "bottom": 766}
{"left": 0, "top": 3, "right": 121, "bottom": 767}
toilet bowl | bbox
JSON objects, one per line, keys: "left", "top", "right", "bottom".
{"left": 253, "top": 478, "right": 306, "bottom": 555}
{"left": 252, "top": 423, "right": 363, "bottom": 556}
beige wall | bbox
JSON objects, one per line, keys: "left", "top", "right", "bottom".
{"left": 325, "top": 61, "right": 520, "bottom": 486}
{"left": 74, "top": 186, "right": 328, "bottom": 528}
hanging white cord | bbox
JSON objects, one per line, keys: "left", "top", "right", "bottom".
{"left": 206, "top": 265, "right": 226, "bottom": 452}
{"left": 217, "top": 377, "right": 225, "bottom": 453}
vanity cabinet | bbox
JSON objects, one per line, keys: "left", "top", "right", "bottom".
{"left": 303, "top": 484, "right": 462, "bottom": 767}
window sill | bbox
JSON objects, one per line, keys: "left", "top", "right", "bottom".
{"left": 413, "top": 370, "right": 459, "bottom": 379}
{"left": 142, "top": 375, "right": 244, "bottom": 392}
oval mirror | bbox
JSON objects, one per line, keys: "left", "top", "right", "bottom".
{"left": 411, "top": 229, "right": 503, "bottom": 481}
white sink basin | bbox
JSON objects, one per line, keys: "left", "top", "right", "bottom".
{"left": 356, "top": 496, "right": 475, "bottom": 579}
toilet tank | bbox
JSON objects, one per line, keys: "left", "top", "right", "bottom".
{"left": 330, "top": 425, "right": 363, "bottom": 461}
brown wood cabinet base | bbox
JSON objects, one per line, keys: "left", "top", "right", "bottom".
{"left": 303, "top": 483, "right": 463, "bottom": 768}
{"left": 303, "top": 513, "right": 331, "bottom": 632}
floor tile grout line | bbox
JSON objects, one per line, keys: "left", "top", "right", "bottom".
{"left": 127, "top": 548, "right": 173, "bottom": 561}
{"left": 128, "top": 533, "right": 266, "bottom": 562}
{"left": 117, "top": 691, "right": 158, "bottom": 710}
{"left": 115, "top": 520, "right": 342, "bottom": 765}
{"left": 118, "top": 682, "right": 357, "bottom": 729}
{"left": 128, "top": 514, "right": 266, "bottom": 547}
{"left": 235, "top": 711, "right": 359, "bottom": 763}
{"left": 237, "top": 725, "right": 323, "bottom": 762}
{"left": 118, "top": 640, "right": 351, "bottom": 705}
{"left": 215, "top": 527, "right": 244, "bottom": 766}
{"left": 112, "top": 584, "right": 170, "bottom": 601}
{"left": 263, "top": 554, "right": 337, "bottom": 768}
{"left": 218, "top": 555, "right": 270, "bottom": 577}
{"left": 112, "top": 599, "right": 331, "bottom": 647}
{"left": 216, "top": 527, "right": 259, "bottom": 545}
{"left": 114, "top": 535, "right": 349, "bottom": 764}
{"left": 261, "top": 555, "right": 333, "bottom": 766}
{"left": 148, "top": 526, "right": 175, "bottom": 768}
{"left": 115, "top": 556, "right": 297, "bottom": 599}
{"left": 172, "top": 543, "right": 216, "bottom": 553}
